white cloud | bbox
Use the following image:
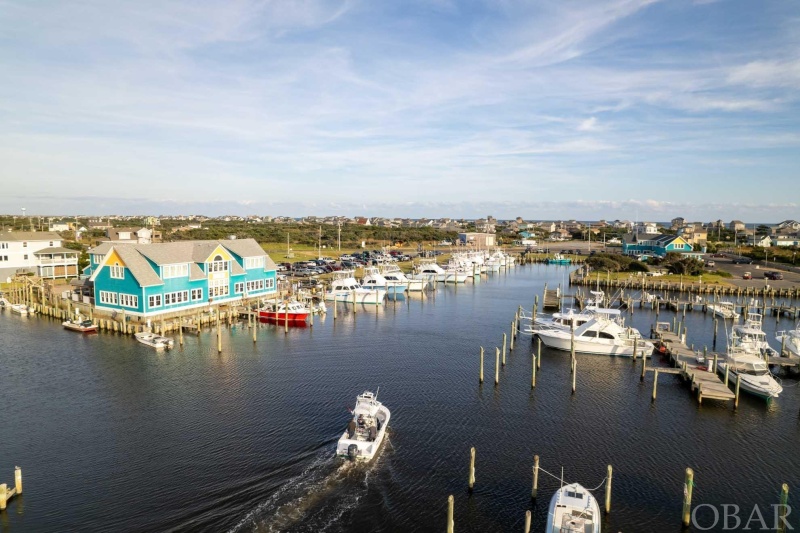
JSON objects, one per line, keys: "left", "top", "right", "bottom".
{"left": 578, "top": 117, "right": 598, "bottom": 131}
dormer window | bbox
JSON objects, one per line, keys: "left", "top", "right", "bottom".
{"left": 209, "top": 255, "right": 229, "bottom": 272}
{"left": 110, "top": 262, "right": 124, "bottom": 279}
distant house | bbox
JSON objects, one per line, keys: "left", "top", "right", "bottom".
{"left": 458, "top": 232, "right": 496, "bottom": 248}
{"left": 729, "top": 220, "right": 746, "bottom": 232}
{"left": 622, "top": 233, "right": 696, "bottom": 257}
{"left": 745, "top": 235, "right": 772, "bottom": 248}
{"left": 677, "top": 224, "right": 708, "bottom": 246}
{"left": 107, "top": 227, "right": 153, "bottom": 244}
{"left": 772, "top": 236, "right": 800, "bottom": 247}
{"left": 670, "top": 217, "right": 686, "bottom": 230}
{"left": 354, "top": 217, "right": 371, "bottom": 226}
{"left": 776, "top": 220, "right": 800, "bottom": 231}
{"left": 88, "top": 219, "right": 112, "bottom": 231}
{"left": 86, "top": 239, "right": 277, "bottom": 318}
{"left": 0, "top": 231, "right": 79, "bottom": 282}
{"left": 634, "top": 222, "right": 659, "bottom": 235}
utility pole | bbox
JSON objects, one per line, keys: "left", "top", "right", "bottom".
{"left": 337, "top": 220, "right": 341, "bottom": 252}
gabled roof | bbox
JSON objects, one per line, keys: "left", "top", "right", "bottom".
{"left": 33, "top": 246, "right": 78, "bottom": 255}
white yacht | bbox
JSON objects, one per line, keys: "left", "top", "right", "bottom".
{"left": 443, "top": 259, "right": 469, "bottom": 283}
{"left": 546, "top": 482, "right": 601, "bottom": 533}
{"left": 707, "top": 300, "right": 740, "bottom": 320}
{"left": 732, "top": 308, "right": 777, "bottom": 358}
{"left": 378, "top": 262, "right": 425, "bottom": 292}
{"left": 776, "top": 322, "right": 800, "bottom": 359}
{"left": 410, "top": 259, "right": 448, "bottom": 283}
{"left": 324, "top": 270, "right": 386, "bottom": 304}
{"left": 336, "top": 391, "right": 390, "bottom": 462}
{"left": 533, "top": 314, "right": 654, "bottom": 357}
{"left": 10, "top": 304, "right": 30, "bottom": 316}
{"left": 717, "top": 347, "right": 782, "bottom": 400}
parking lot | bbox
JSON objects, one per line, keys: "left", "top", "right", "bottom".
{"left": 703, "top": 254, "right": 800, "bottom": 289}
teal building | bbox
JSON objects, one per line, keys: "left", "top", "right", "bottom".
{"left": 85, "top": 239, "right": 277, "bottom": 317}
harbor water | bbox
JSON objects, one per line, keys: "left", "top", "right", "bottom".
{"left": 1, "top": 265, "right": 799, "bottom": 532}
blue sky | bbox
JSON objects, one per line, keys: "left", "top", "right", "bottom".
{"left": 1, "top": 0, "right": 798, "bottom": 222}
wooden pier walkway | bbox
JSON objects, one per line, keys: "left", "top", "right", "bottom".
{"left": 648, "top": 323, "right": 736, "bottom": 404}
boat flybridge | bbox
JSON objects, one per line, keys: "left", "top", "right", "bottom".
{"left": 336, "top": 390, "right": 390, "bottom": 462}
{"left": 324, "top": 270, "right": 386, "bottom": 304}
{"left": 546, "top": 482, "right": 601, "bottom": 533}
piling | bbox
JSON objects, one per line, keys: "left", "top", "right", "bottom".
{"left": 0, "top": 484, "right": 6, "bottom": 511}
{"left": 502, "top": 334, "right": 507, "bottom": 366}
{"left": 712, "top": 353, "right": 717, "bottom": 374}
{"left": 14, "top": 467, "right": 21, "bottom": 496}
{"left": 734, "top": 376, "right": 741, "bottom": 408}
{"left": 524, "top": 510, "right": 531, "bottom": 533}
{"left": 537, "top": 338, "right": 542, "bottom": 369}
{"left": 495, "top": 348, "right": 500, "bottom": 386}
{"left": 532, "top": 353, "right": 537, "bottom": 388}
{"left": 572, "top": 360, "right": 576, "bottom": 394}
{"left": 605, "top": 465, "right": 612, "bottom": 514}
{"left": 253, "top": 317, "right": 257, "bottom": 343}
{"left": 284, "top": 306, "right": 289, "bottom": 333}
{"left": 510, "top": 321, "right": 515, "bottom": 351}
{"left": 641, "top": 342, "right": 646, "bottom": 380}
{"left": 179, "top": 323, "right": 184, "bottom": 346}
{"left": 778, "top": 483, "right": 789, "bottom": 533}
{"left": 479, "top": 347, "right": 484, "bottom": 384}
{"left": 682, "top": 468, "right": 694, "bottom": 528}
{"left": 216, "top": 313, "right": 222, "bottom": 353}
{"left": 713, "top": 318, "right": 718, "bottom": 347}
{"left": 532, "top": 455, "right": 540, "bottom": 499}
{"left": 652, "top": 369, "right": 659, "bottom": 401}
{"left": 468, "top": 447, "right": 476, "bottom": 492}
{"left": 724, "top": 364, "right": 729, "bottom": 387}
{"left": 447, "top": 495, "right": 454, "bottom": 533}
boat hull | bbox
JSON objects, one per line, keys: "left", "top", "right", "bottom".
{"left": 324, "top": 289, "right": 386, "bottom": 304}
{"left": 536, "top": 331, "right": 654, "bottom": 357}
{"left": 63, "top": 322, "right": 98, "bottom": 333}
{"left": 258, "top": 311, "right": 309, "bottom": 323}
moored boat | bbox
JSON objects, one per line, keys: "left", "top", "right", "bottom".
{"left": 776, "top": 322, "right": 800, "bottom": 359}
{"left": 134, "top": 331, "right": 174, "bottom": 349}
{"left": 258, "top": 300, "right": 310, "bottom": 324}
{"left": 336, "top": 390, "right": 390, "bottom": 462}
{"left": 63, "top": 319, "right": 98, "bottom": 333}
{"left": 717, "top": 347, "right": 782, "bottom": 400}
{"left": 707, "top": 300, "right": 740, "bottom": 320}
{"left": 545, "top": 482, "right": 601, "bottom": 533}
{"left": 547, "top": 253, "right": 572, "bottom": 265}
{"left": 324, "top": 270, "right": 386, "bottom": 304}
{"left": 10, "top": 304, "right": 31, "bottom": 316}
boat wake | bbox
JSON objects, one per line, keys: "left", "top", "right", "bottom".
{"left": 230, "top": 438, "right": 388, "bottom": 533}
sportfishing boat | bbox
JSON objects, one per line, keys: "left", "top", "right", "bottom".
{"left": 409, "top": 259, "right": 448, "bottom": 283}
{"left": 707, "top": 300, "right": 740, "bottom": 320}
{"left": 547, "top": 253, "right": 572, "bottom": 265}
{"left": 324, "top": 270, "right": 386, "bottom": 304}
{"left": 134, "top": 331, "right": 174, "bottom": 349}
{"left": 361, "top": 266, "right": 404, "bottom": 294}
{"left": 63, "top": 319, "right": 98, "bottom": 333}
{"left": 379, "top": 262, "right": 425, "bottom": 292}
{"left": 717, "top": 347, "right": 782, "bottom": 400}
{"left": 336, "top": 390, "right": 390, "bottom": 462}
{"left": 533, "top": 314, "right": 654, "bottom": 357}
{"left": 776, "top": 322, "right": 800, "bottom": 359}
{"left": 546, "top": 482, "right": 601, "bottom": 533}
{"left": 258, "top": 299, "right": 310, "bottom": 324}
{"left": 732, "top": 308, "right": 777, "bottom": 358}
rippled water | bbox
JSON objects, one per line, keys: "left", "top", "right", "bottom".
{"left": 1, "top": 265, "right": 799, "bottom": 532}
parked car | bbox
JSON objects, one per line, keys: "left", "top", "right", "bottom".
{"left": 765, "top": 271, "right": 784, "bottom": 280}
{"left": 742, "top": 272, "right": 752, "bottom": 280}
{"left": 733, "top": 257, "right": 753, "bottom": 264}
{"left": 706, "top": 261, "right": 715, "bottom": 268}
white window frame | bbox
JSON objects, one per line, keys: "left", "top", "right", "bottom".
{"left": 163, "top": 264, "right": 189, "bottom": 279}
{"left": 265, "top": 278, "right": 275, "bottom": 290}
{"left": 110, "top": 263, "right": 124, "bottom": 279}
{"left": 245, "top": 257, "right": 264, "bottom": 269}
{"left": 209, "top": 278, "right": 229, "bottom": 298}
{"left": 164, "top": 290, "right": 189, "bottom": 305}
{"left": 148, "top": 294, "right": 162, "bottom": 308}
{"left": 191, "top": 288, "right": 203, "bottom": 301}
{"left": 99, "top": 291, "right": 118, "bottom": 305}
{"left": 119, "top": 293, "right": 139, "bottom": 308}
{"left": 234, "top": 282, "right": 244, "bottom": 294}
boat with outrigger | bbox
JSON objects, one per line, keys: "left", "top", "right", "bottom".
{"left": 336, "top": 390, "right": 390, "bottom": 462}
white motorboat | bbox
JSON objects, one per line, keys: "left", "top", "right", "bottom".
{"left": 324, "top": 270, "right": 386, "bottom": 304}
{"left": 732, "top": 308, "right": 777, "bottom": 358}
{"left": 378, "top": 262, "right": 425, "bottom": 292}
{"left": 546, "top": 482, "right": 601, "bottom": 533}
{"left": 361, "top": 266, "right": 407, "bottom": 294}
{"left": 717, "top": 348, "right": 782, "bottom": 400}
{"left": 443, "top": 260, "right": 469, "bottom": 283}
{"left": 409, "top": 259, "right": 447, "bottom": 283}
{"left": 10, "top": 304, "right": 30, "bottom": 316}
{"left": 533, "top": 315, "right": 655, "bottom": 357}
{"left": 776, "top": 322, "right": 800, "bottom": 358}
{"left": 707, "top": 300, "right": 740, "bottom": 320}
{"left": 336, "top": 390, "right": 390, "bottom": 462}
{"left": 63, "top": 319, "right": 98, "bottom": 333}
{"left": 134, "top": 331, "right": 174, "bottom": 349}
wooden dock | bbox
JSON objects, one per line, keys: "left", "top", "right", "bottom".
{"left": 648, "top": 323, "right": 736, "bottom": 404}
{"left": 542, "top": 289, "right": 561, "bottom": 310}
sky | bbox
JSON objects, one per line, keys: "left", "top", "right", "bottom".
{"left": 1, "top": 0, "right": 799, "bottom": 222}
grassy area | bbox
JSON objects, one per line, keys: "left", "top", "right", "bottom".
{"left": 589, "top": 271, "right": 735, "bottom": 285}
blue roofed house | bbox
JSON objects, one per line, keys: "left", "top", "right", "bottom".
{"left": 85, "top": 239, "right": 277, "bottom": 317}
{"left": 622, "top": 233, "right": 699, "bottom": 258}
